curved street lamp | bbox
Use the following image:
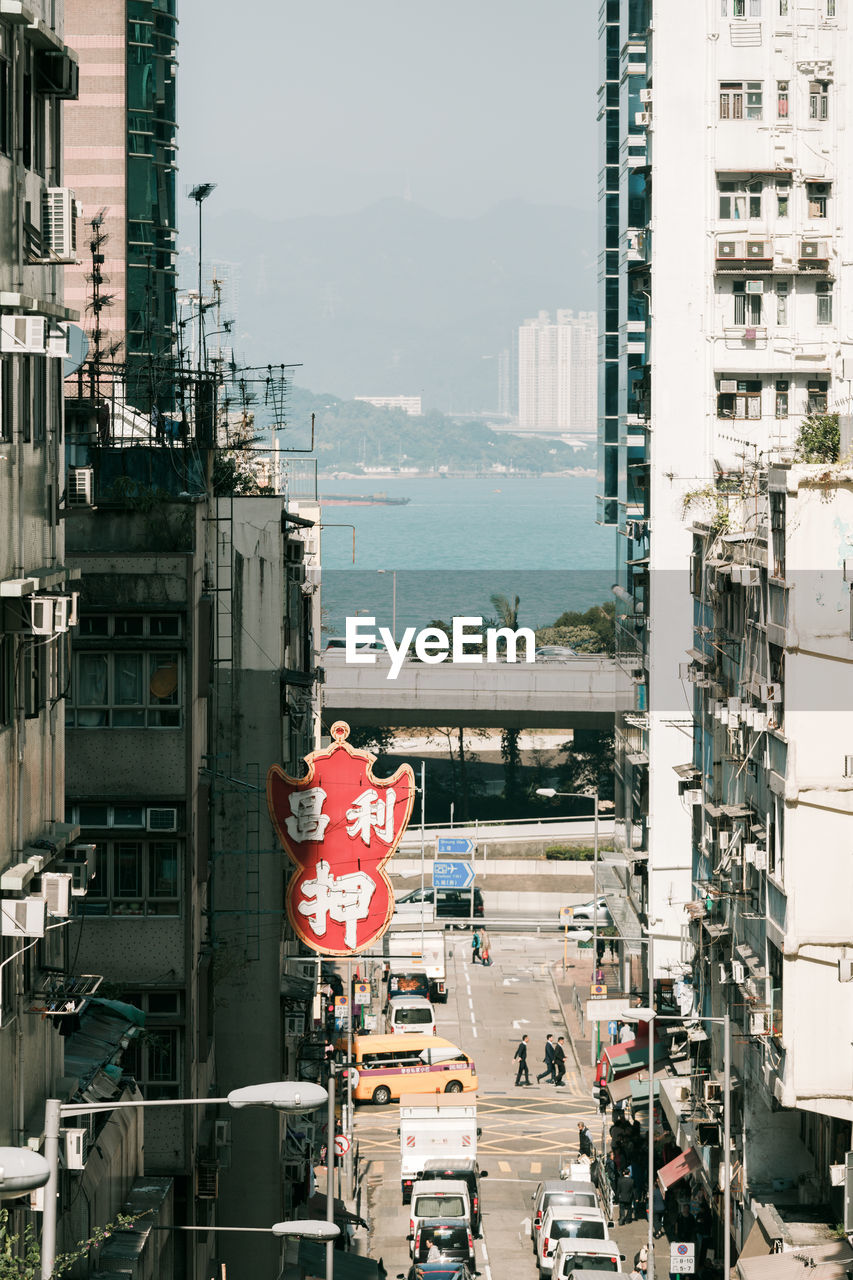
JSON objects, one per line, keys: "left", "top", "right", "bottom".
{"left": 40, "top": 1081, "right": 329, "bottom": 1280}
{"left": 0, "top": 1149, "right": 50, "bottom": 1199}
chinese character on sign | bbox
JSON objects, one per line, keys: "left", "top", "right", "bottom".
{"left": 267, "top": 721, "right": 415, "bottom": 956}
{"left": 346, "top": 788, "right": 396, "bottom": 845}
{"left": 297, "top": 859, "right": 376, "bottom": 950}
{"left": 285, "top": 787, "right": 330, "bottom": 843}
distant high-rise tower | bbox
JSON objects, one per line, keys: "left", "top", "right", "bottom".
{"left": 517, "top": 310, "right": 597, "bottom": 432}
{"left": 63, "top": 0, "right": 177, "bottom": 410}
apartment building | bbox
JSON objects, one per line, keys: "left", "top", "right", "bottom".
{"left": 63, "top": 0, "right": 177, "bottom": 411}
{"left": 598, "top": 0, "right": 853, "bottom": 1255}
{"left": 599, "top": 0, "right": 852, "bottom": 970}
{"left": 518, "top": 309, "right": 597, "bottom": 433}
{"left": 677, "top": 462, "right": 853, "bottom": 1248}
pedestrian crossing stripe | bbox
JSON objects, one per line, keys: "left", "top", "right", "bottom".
{"left": 498, "top": 1160, "right": 512, "bottom": 1173}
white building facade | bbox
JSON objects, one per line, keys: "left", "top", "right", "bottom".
{"left": 518, "top": 309, "right": 596, "bottom": 433}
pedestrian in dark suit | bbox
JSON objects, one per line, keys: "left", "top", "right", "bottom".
{"left": 554, "top": 1037, "right": 567, "bottom": 1086}
{"left": 617, "top": 1170, "right": 635, "bottom": 1224}
{"left": 537, "top": 1034, "right": 556, "bottom": 1082}
{"left": 578, "top": 1121, "right": 593, "bottom": 1157}
{"left": 514, "top": 1034, "right": 531, "bottom": 1085}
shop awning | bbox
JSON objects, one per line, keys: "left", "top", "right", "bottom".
{"left": 297, "top": 1239, "right": 384, "bottom": 1278}
{"left": 656, "top": 1147, "right": 701, "bottom": 1192}
{"left": 607, "top": 1063, "right": 671, "bottom": 1105}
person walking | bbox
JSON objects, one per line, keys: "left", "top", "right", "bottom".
{"left": 596, "top": 938, "right": 606, "bottom": 967}
{"left": 471, "top": 929, "right": 482, "bottom": 964}
{"left": 554, "top": 1036, "right": 567, "bottom": 1086}
{"left": 653, "top": 1184, "right": 666, "bottom": 1238}
{"left": 537, "top": 1034, "right": 556, "bottom": 1083}
{"left": 608, "top": 936, "right": 617, "bottom": 961}
{"left": 514, "top": 1034, "right": 531, "bottom": 1086}
{"left": 617, "top": 1169, "right": 635, "bottom": 1225}
{"left": 479, "top": 927, "right": 492, "bottom": 966}
{"left": 578, "top": 1121, "right": 593, "bottom": 1158}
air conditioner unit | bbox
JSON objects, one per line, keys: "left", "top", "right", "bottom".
{"left": 46, "top": 322, "right": 70, "bottom": 358}
{"left": 285, "top": 1013, "right": 306, "bottom": 1037}
{"left": 746, "top": 241, "right": 768, "bottom": 258}
{"left": 718, "top": 964, "right": 729, "bottom": 984}
{"left": 744, "top": 842, "right": 757, "bottom": 864}
{"left": 214, "top": 1120, "right": 232, "bottom": 1147}
{"left": 704, "top": 1080, "right": 723, "bottom": 1104}
{"left": 58, "top": 849, "right": 94, "bottom": 896}
{"left": 0, "top": 314, "right": 47, "bottom": 355}
{"left": 719, "top": 380, "right": 738, "bottom": 393}
{"left": 719, "top": 830, "right": 730, "bottom": 849}
{"left": 717, "top": 241, "right": 738, "bottom": 258}
{"left": 731, "top": 961, "right": 746, "bottom": 984}
{"left": 64, "top": 1128, "right": 87, "bottom": 1171}
{"left": 761, "top": 682, "right": 781, "bottom": 703}
{"left": 52, "top": 597, "right": 71, "bottom": 634}
{"left": 1, "top": 896, "right": 46, "bottom": 938}
{"left": 147, "top": 807, "right": 178, "bottom": 832}
{"left": 799, "top": 240, "right": 826, "bottom": 259}
{"left": 745, "top": 279, "right": 764, "bottom": 294}
{"left": 754, "top": 849, "right": 768, "bottom": 870}
{"left": 750, "top": 1009, "right": 771, "bottom": 1035}
{"left": 639, "top": 88, "right": 653, "bottom": 103}
{"left": 844, "top": 754, "right": 853, "bottom": 778}
{"left": 41, "top": 187, "right": 78, "bottom": 260}
{"left": 41, "top": 873, "right": 72, "bottom": 918}
{"left": 739, "top": 566, "right": 760, "bottom": 586}
{"left": 810, "top": 182, "right": 830, "bottom": 196}
{"left": 838, "top": 958, "right": 853, "bottom": 983}
{"left": 30, "top": 597, "right": 54, "bottom": 636}
{"left": 67, "top": 467, "right": 94, "bottom": 507}
{"left": 684, "top": 788, "right": 702, "bottom": 805}
{"left": 635, "top": 111, "right": 652, "bottom": 126}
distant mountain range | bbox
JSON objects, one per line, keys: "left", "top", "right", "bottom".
{"left": 203, "top": 198, "right": 596, "bottom": 414}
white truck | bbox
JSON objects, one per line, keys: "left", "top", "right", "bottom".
{"left": 399, "top": 1093, "right": 479, "bottom": 1202}
{"left": 384, "top": 930, "right": 448, "bottom": 1004}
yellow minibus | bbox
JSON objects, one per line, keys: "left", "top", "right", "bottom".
{"left": 342, "top": 1034, "right": 478, "bottom": 1105}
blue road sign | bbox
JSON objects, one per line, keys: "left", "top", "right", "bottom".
{"left": 432, "top": 860, "right": 476, "bottom": 890}
{"left": 437, "top": 837, "right": 476, "bottom": 856}
{"left": 608, "top": 1020, "right": 619, "bottom": 1038}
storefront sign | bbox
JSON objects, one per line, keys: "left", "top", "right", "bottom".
{"left": 268, "top": 721, "right": 415, "bottom": 956}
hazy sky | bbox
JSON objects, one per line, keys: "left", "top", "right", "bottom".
{"left": 177, "top": 0, "right": 598, "bottom": 224}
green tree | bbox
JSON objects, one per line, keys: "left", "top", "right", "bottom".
{"left": 346, "top": 725, "right": 396, "bottom": 767}
{"left": 534, "top": 624, "right": 602, "bottom": 652}
{"left": 795, "top": 411, "right": 840, "bottom": 463}
{"left": 556, "top": 731, "right": 615, "bottom": 805}
{"left": 548, "top": 602, "right": 615, "bottom": 654}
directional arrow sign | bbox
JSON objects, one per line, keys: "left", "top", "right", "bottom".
{"left": 432, "top": 859, "right": 475, "bottom": 890}
{"left": 437, "top": 837, "right": 476, "bottom": 856}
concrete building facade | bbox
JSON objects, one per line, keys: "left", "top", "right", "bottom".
{"left": 518, "top": 309, "right": 596, "bottom": 434}
{"left": 599, "top": 0, "right": 853, "bottom": 978}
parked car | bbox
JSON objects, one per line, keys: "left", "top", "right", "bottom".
{"left": 535, "top": 645, "right": 579, "bottom": 660}
{"left": 419, "top": 1158, "right": 489, "bottom": 1236}
{"left": 558, "top": 897, "right": 612, "bottom": 928}
{"left": 537, "top": 1206, "right": 608, "bottom": 1278}
{"left": 396, "top": 886, "right": 484, "bottom": 923}
{"left": 531, "top": 1180, "right": 599, "bottom": 1250}
{"left": 411, "top": 1219, "right": 476, "bottom": 1268}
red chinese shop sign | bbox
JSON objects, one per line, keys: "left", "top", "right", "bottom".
{"left": 267, "top": 721, "right": 416, "bottom": 956}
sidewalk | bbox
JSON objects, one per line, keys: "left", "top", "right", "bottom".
{"left": 552, "top": 947, "right": 626, "bottom": 1086}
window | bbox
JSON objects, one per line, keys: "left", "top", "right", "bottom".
{"left": 816, "top": 282, "right": 832, "bottom": 324}
{"left": 806, "top": 182, "right": 829, "bottom": 218}
{"left": 122, "top": 991, "right": 182, "bottom": 1099}
{"left": 776, "top": 281, "right": 789, "bottom": 326}
{"left": 809, "top": 81, "right": 829, "bottom": 120}
{"left": 775, "top": 380, "right": 789, "bottom": 419}
{"left": 0, "top": 26, "right": 10, "bottom": 157}
{"left": 779, "top": 0, "right": 788, "bottom": 11}
{"left": 0, "top": 355, "right": 10, "bottom": 442}
{"left": 827, "top": 0, "right": 836, "bottom": 14}
{"left": 717, "top": 380, "right": 762, "bottom": 419}
{"left": 78, "top": 613, "right": 182, "bottom": 639}
{"left": 77, "top": 840, "right": 180, "bottom": 917}
{"left": 807, "top": 381, "right": 828, "bottom": 413}
{"left": 67, "top": 652, "right": 181, "bottom": 727}
{"left": 729, "top": 0, "right": 761, "bottom": 11}
{"left": 32, "top": 357, "right": 45, "bottom": 444}
{"left": 777, "top": 180, "right": 790, "bottom": 218}
{"left": 733, "top": 282, "right": 762, "bottom": 326}
{"left": 0, "top": 634, "right": 12, "bottom": 728}
{"left": 20, "top": 357, "right": 30, "bottom": 443}
{"left": 777, "top": 81, "right": 789, "bottom": 118}
{"left": 718, "top": 178, "right": 762, "bottom": 219}
{"left": 720, "top": 81, "right": 762, "bottom": 120}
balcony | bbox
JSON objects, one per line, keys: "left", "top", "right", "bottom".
{"left": 722, "top": 325, "right": 768, "bottom": 349}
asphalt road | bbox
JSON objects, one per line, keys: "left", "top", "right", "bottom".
{"left": 355, "top": 933, "right": 612, "bottom": 1280}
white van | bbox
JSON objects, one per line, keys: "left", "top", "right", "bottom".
{"left": 408, "top": 1178, "right": 472, "bottom": 1256}
{"left": 537, "top": 1205, "right": 608, "bottom": 1277}
{"left": 386, "top": 995, "right": 437, "bottom": 1036}
{"left": 551, "top": 1237, "right": 624, "bottom": 1276}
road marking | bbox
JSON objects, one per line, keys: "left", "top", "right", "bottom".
{"left": 480, "top": 1235, "right": 493, "bottom": 1280}
{"left": 498, "top": 1160, "right": 512, "bottom": 1173}
{"left": 530, "top": 1161, "right": 542, "bottom": 1173}
{"left": 471, "top": 1025, "right": 478, "bottom": 1037}
{"left": 468, "top": 996, "right": 474, "bottom": 1009}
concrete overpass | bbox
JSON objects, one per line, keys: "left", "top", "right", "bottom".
{"left": 320, "top": 652, "right": 633, "bottom": 729}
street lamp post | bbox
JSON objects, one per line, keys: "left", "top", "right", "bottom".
{"left": 621, "top": 1008, "right": 732, "bottom": 1280}
{"left": 40, "top": 1081, "right": 328, "bottom": 1280}
{"left": 536, "top": 788, "right": 600, "bottom": 1062}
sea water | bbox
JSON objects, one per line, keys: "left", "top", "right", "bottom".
{"left": 316, "top": 475, "right": 616, "bottom": 637}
